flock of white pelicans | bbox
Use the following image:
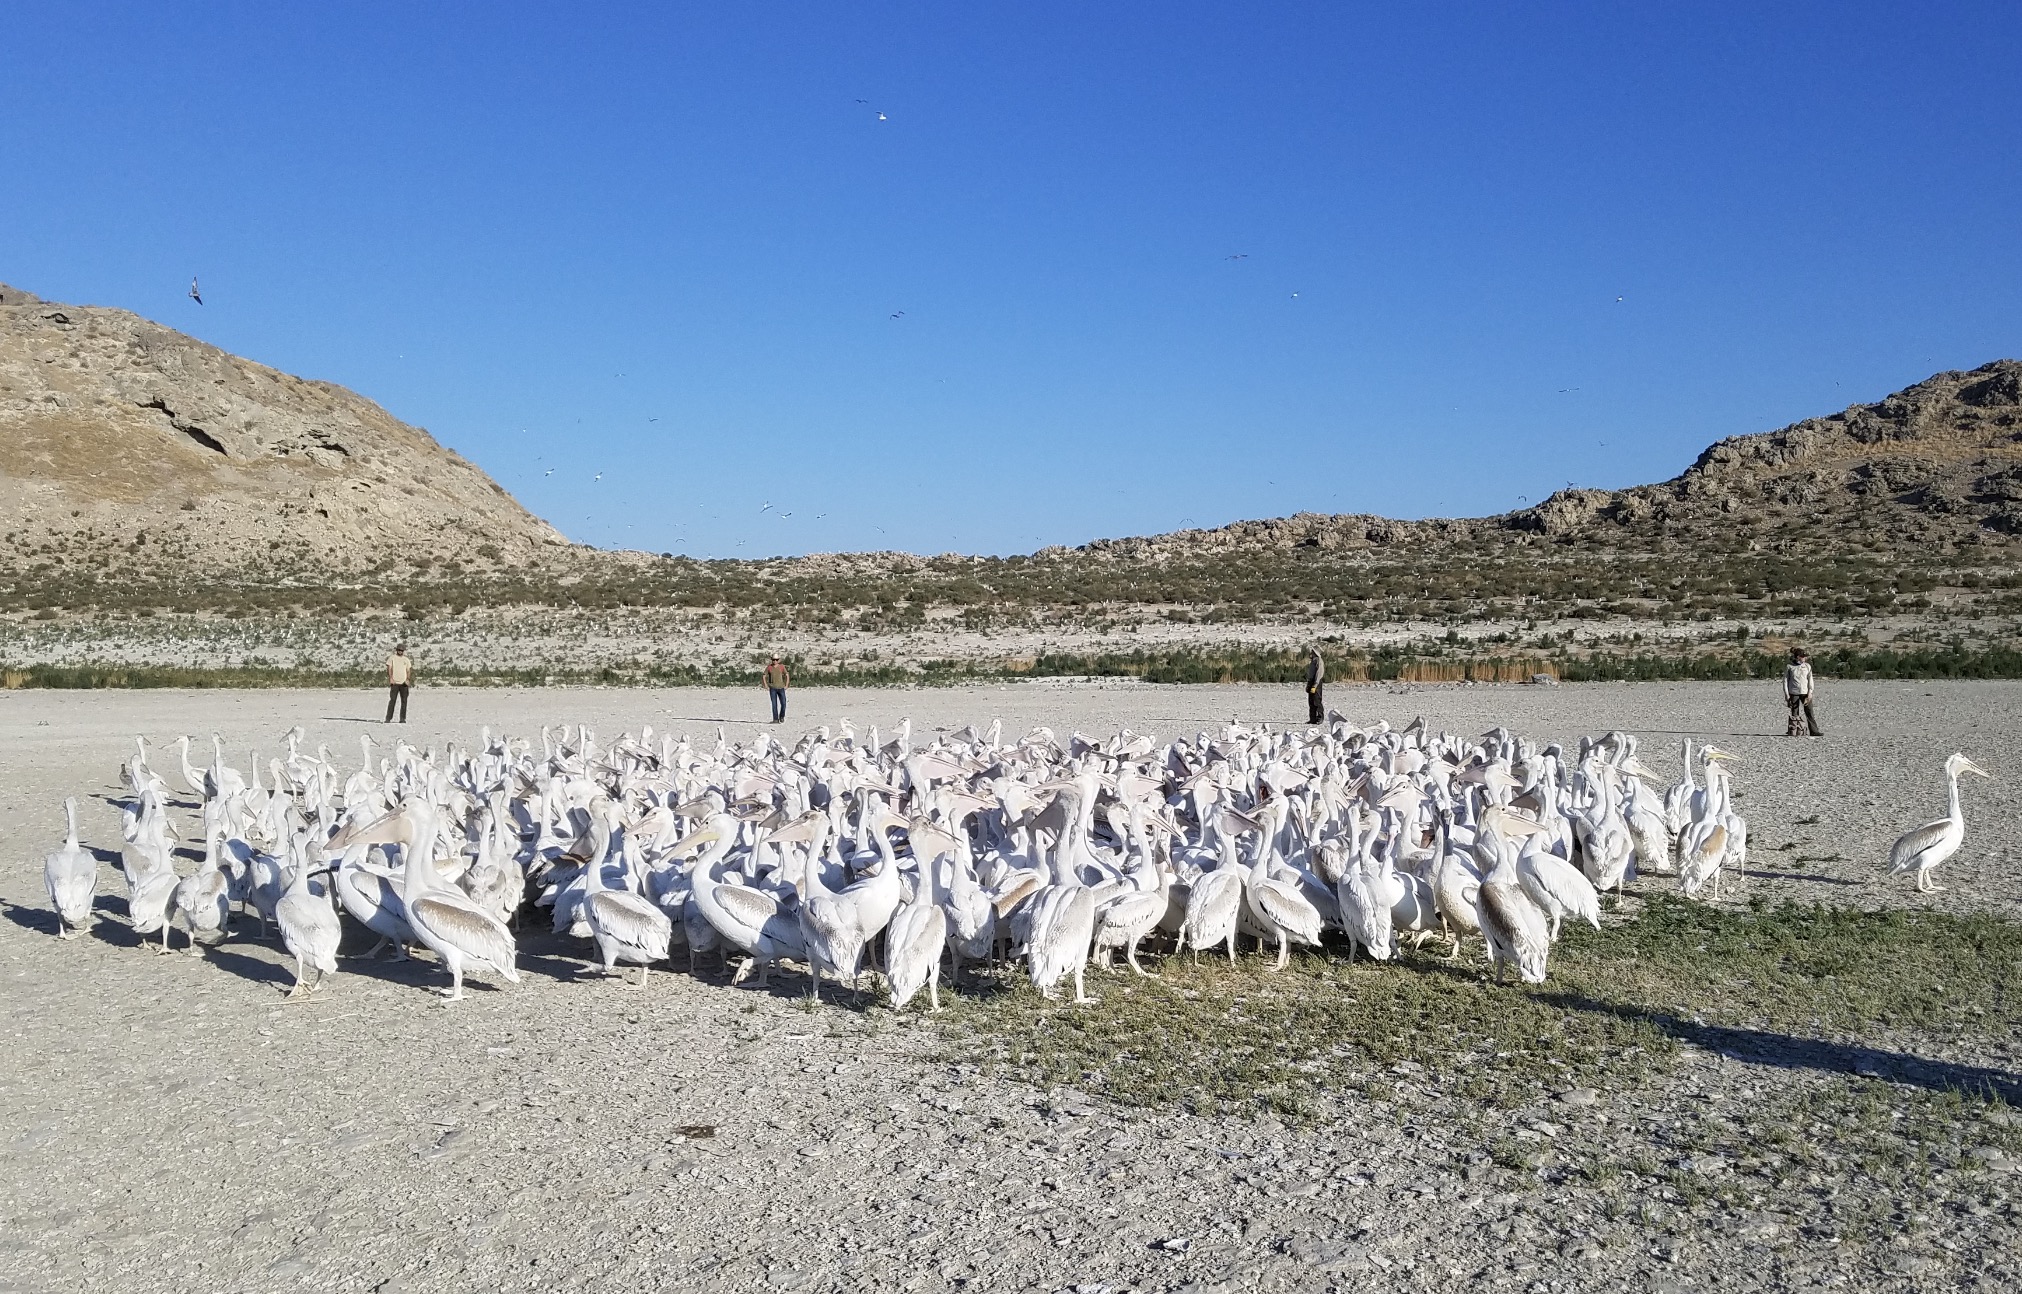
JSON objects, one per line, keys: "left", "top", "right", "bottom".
{"left": 37, "top": 718, "right": 1988, "bottom": 1008}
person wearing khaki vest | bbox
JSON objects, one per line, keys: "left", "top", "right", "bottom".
{"left": 762, "top": 656, "right": 789, "bottom": 724}
{"left": 385, "top": 644, "right": 414, "bottom": 723}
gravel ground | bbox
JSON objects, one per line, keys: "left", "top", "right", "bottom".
{"left": 3, "top": 681, "right": 2018, "bottom": 1293}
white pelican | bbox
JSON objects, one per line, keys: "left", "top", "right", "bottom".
{"left": 373, "top": 806, "right": 521, "bottom": 1003}
{"left": 44, "top": 798, "right": 95, "bottom": 939}
{"left": 1178, "top": 845, "right": 1244, "bottom": 966}
{"left": 276, "top": 848, "right": 342, "bottom": 998}
{"left": 1679, "top": 747, "right": 1741, "bottom": 901}
{"left": 1477, "top": 829, "right": 1550, "bottom": 985}
{"left": 173, "top": 828, "right": 233, "bottom": 955}
{"left": 1889, "top": 753, "right": 1991, "bottom": 893}
{"left": 582, "top": 825, "right": 674, "bottom": 987}
{"left": 684, "top": 813, "right": 807, "bottom": 986}
{"left": 333, "top": 845, "right": 415, "bottom": 960}
{"left": 885, "top": 860, "right": 951, "bottom": 1011}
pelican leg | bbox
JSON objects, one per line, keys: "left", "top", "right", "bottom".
{"left": 1126, "top": 938, "right": 1154, "bottom": 978}
{"left": 350, "top": 934, "right": 390, "bottom": 960}
{"left": 1272, "top": 933, "right": 1290, "bottom": 972}
{"left": 1071, "top": 961, "right": 1097, "bottom": 1006}
{"left": 1224, "top": 932, "right": 1237, "bottom": 966}
{"left": 927, "top": 965, "right": 943, "bottom": 1013}
{"left": 285, "top": 955, "right": 310, "bottom": 998}
{"left": 634, "top": 962, "right": 650, "bottom": 990}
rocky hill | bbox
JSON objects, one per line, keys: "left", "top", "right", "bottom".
{"left": 1076, "top": 360, "right": 2022, "bottom": 561}
{"left": 2, "top": 278, "right": 2017, "bottom": 631}
{"left": 0, "top": 283, "right": 566, "bottom": 578}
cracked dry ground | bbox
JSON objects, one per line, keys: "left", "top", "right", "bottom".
{"left": 4, "top": 682, "right": 2021, "bottom": 1293}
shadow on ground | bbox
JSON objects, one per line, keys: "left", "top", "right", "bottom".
{"left": 1545, "top": 991, "right": 2022, "bottom": 1103}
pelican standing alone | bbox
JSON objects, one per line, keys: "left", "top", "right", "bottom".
{"left": 1889, "top": 753, "right": 1991, "bottom": 893}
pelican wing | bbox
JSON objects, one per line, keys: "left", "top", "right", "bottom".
{"left": 713, "top": 882, "right": 782, "bottom": 930}
{"left": 1480, "top": 879, "right": 1549, "bottom": 982}
{"left": 410, "top": 894, "right": 520, "bottom": 981}
{"left": 1251, "top": 878, "right": 1324, "bottom": 944}
{"left": 589, "top": 890, "right": 672, "bottom": 953}
{"left": 1518, "top": 852, "right": 1600, "bottom": 928}
{"left": 1095, "top": 889, "right": 1165, "bottom": 936}
{"left": 1888, "top": 819, "right": 1954, "bottom": 872}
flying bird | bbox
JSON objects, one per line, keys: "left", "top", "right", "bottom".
{"left": 188, "top": 278, "right": 202, "bottom": 305}
{"left": 545, "top": 469, "right": 554, "bottom": 476}
{"left": 890, "top": 311, "right": 905, "bottom": 319}
{"left": 761, "top": 502, "right": 773, "bottom": 513}
{"left": 877, "top": 112, "right": 888, "bottom": 121}
{"left": 594, "top": 473, "right": 603, "bottom": 481}
{"left": 1225, "top": 254, "right": 1248, "bottom": 260}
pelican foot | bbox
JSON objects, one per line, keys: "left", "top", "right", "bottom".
{"left": 1072, "top": 993, "right": 1100, "bottom": 1005}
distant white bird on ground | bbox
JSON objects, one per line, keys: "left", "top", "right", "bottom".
{"left": 1890, "top": 753, "right": 1991, "bottom": 893}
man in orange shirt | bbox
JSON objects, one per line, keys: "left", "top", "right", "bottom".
{"left": 762, "top": 656, "right": 789, "bottom": 724}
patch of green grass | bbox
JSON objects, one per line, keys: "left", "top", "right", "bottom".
{"left": 935, "top": 897, "right": 2022, "bottom": 1121}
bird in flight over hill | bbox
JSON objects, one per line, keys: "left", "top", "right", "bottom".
{"left": 188, "top": 277, "right": 202, "bottom": 305}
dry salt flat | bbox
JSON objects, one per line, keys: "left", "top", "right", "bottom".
{"left": 2, "top": 680, "right": 2019, "bottom": 1294}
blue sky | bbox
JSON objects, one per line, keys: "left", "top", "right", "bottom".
{"left": 6, "top": 2, "right": 2020, "bottom": 557}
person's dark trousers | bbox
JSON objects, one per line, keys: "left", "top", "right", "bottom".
{"left": 386, "top": 683, "right": 410, "bottom": 723}
{"left": 1787, "top": 694, "right": 1821, "bottom": 736}
{"left": 1307, "top": 685, "right": 1324, "bottom": 724}
{"left": 769, "top": 687, "right": 786, "bottom": 723}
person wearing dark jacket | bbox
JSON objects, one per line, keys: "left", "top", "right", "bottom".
{"left": 1305, "top": 647, "right": 1325, "bottom": 724}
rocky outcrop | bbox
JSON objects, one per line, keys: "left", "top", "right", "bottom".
{"left": 0, "top": 283, "right": 567, "bottom": 577}
{"left": 1071, "top": 360, "right": 2022, "bottom": 562}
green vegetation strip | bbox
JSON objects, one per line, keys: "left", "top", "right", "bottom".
{"left": 931, "top": 897, "right": 2022, "bottom": 1121}
{"left": 9, "top": 643, "right": 2022, "bottom": 688}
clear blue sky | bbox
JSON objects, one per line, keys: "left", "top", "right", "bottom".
{"left": 6, "top": 3, "right": 2020, "bottom": 557}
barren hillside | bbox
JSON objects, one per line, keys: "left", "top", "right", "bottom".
{"left": 1080, "top": 360, "right": 2022, "bottom": 561}
{"left": 2, "top": 281, "right": 2018, "bottom": 652}
{"left": 0, "top": 283, "right": 566, "bottom": 578}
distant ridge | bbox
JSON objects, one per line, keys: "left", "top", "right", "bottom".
{"left": 3, "top": 280, "right": 2016, "bottom": 596}
{"left": 1064, "top": 360, "right": 2022, "bottom": 562}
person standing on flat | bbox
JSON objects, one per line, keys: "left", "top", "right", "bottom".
{"left": 763, "top": 655, "right": 790, "bottom": 724}
{"left": 1305, "top": 647, "right": 1325, "bottom": 725}
{"left": 1784, "top": 647, "right": 1821, "bottom": 737}
{"left": 385, "top": 643, "right": 414, "bottom": 724}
